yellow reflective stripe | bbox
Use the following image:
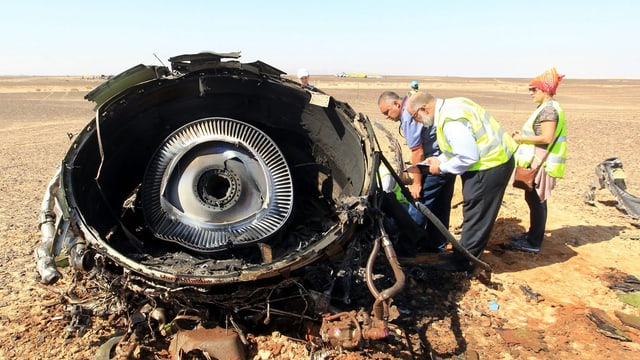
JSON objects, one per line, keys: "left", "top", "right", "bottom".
{"left": 546, "top": 157, "right": 566, "bottom": 164}
{"left": 475, "top": 126, "right": 487, "bottom": 139}
{"left": 478, "top": 140, "right": 499, "bottom": 157}
{"left": 502, "top": 139, "right": 514, "bottom": 158}
{"left": 477, "top": 128, "right": 509, "bottom": 158}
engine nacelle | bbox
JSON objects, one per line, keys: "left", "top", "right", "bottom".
{"left": 36, "top": 52, "right": 377, "bottom": 287}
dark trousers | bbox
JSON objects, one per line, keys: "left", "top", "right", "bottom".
{"left": 525, "top": 189, "right": 547, "bottom": 247}
{"left": 457, "top": 157, "right": 515, "bottom": 258}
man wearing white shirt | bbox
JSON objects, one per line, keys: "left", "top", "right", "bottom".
{"left": 406, "top": 92, "right": 517, "bottom": 272}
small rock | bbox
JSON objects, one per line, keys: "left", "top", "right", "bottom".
{"left": 258, "top": 349, "right": 272, "bottom": 360}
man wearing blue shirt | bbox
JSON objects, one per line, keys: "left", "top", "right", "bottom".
{"left": 378, "top": 91, "right": 455, "bottom": 252}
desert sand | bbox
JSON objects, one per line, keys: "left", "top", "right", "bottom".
{"left": 1, "top": 74, "right": 639, "bottom": 359}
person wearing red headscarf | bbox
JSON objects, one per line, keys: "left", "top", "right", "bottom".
{"left": 509, "top": 68, "right": 568, "bottom": 253}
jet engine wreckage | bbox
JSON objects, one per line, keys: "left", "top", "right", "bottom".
{"left": 34, "top": 52, "right": 488, "bottom": 358}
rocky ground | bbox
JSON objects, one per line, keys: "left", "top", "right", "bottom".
{"left": 1, "top": 75, "right": 639, "bottom": 359}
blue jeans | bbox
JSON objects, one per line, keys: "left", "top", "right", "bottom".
{"left": 411, "top": 173, "right": 456, "bottom": 250}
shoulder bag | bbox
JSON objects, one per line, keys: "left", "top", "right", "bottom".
{"left": 512, "top": 135, "right": 559, "bottom": 191}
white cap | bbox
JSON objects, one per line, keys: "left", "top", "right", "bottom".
{"left": 297, "top": 68, "right": 309, "bottom": 79}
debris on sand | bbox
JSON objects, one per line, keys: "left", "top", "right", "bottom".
{"left": 496, "top": 327, "right": 548, "bottom": 353}
{"left": 585, "top": 308, "right": 631, "bottom": 342}
{"left": 614, "top": 310, "right": 640, "bottom": 331}
{"left": 519, "top": 284, "right": 544, "bottom": 303}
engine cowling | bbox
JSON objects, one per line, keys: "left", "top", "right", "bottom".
{"left": 42, "top": 52, "right": 376, "bottom": 286}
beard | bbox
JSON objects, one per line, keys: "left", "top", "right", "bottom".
{"left": 420, "top": 114, "right": 434, "bottom": 127}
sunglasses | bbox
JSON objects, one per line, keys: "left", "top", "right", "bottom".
{"left": 528, "top": 87, "right": 539, "bottom": 92}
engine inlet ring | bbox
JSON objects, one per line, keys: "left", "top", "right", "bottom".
{"left": 142, "top": 117, "right": 294, "bottom": 252}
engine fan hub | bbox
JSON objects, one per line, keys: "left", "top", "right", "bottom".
{"left": 196, "top": 168, "right": 240, "bottom": 210}
{"left": 142, "top": 117, "right": 294, "bottom": 252}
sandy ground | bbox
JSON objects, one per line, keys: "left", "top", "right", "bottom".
{"left": 1, "top": 74, "right": 640, "bottom": 359}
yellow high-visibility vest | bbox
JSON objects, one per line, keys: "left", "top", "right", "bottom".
{"left": 436, "top": 98, "right": 517, "bottom": 171}
{"left": 514, "top": 100, "right": 567, "bottom": 178}
{"left": 378, "top": 164, "right": 410, "bottom": 205}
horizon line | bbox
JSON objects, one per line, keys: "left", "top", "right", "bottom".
{"left": 1, "top": 73, "right": 639, "bottom": 81}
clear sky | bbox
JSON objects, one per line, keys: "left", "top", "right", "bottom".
{"left": 1, "top": 0, "right": 638, "bottom": 79}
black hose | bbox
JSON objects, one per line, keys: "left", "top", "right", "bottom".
{"left": 377, "top": 153, "right": 491, "bottom": 272}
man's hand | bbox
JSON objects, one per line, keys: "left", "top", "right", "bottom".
{"left": 425, "top": 157, "right": 441, "bottom": 175}
{"left": 409, "top": 181, "right": 422, "bottom": 199}
{"left": 409, "top": 146, "right": 425, "bottom": 199}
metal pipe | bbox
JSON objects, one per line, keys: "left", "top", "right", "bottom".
{"left": 364, "top": 229, "right": 382, "bottom": 301}
{"left": 34, "top": 168, "right": 62, "bottom": 284}
{"left": 68, "top": 234, "right": 95, "bottom": 272}
{"left": 365, "top": 218, "right": 406, "bottom": 322}
{"left": 377, "top": 218, "right": 406, "bottom": 301}
{"left": 373, "top": 218, "right": 406, "bottom": 321}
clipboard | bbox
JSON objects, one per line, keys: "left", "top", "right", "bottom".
{"left": 403, "top": 163, "right": 430, "bottom": 172}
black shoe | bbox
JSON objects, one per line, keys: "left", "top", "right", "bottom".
{"left": 511, "top": 233, "right": 529, "bottom": 242}
{"left": 510, "top": 238, "right": 541, "bottom": 253}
